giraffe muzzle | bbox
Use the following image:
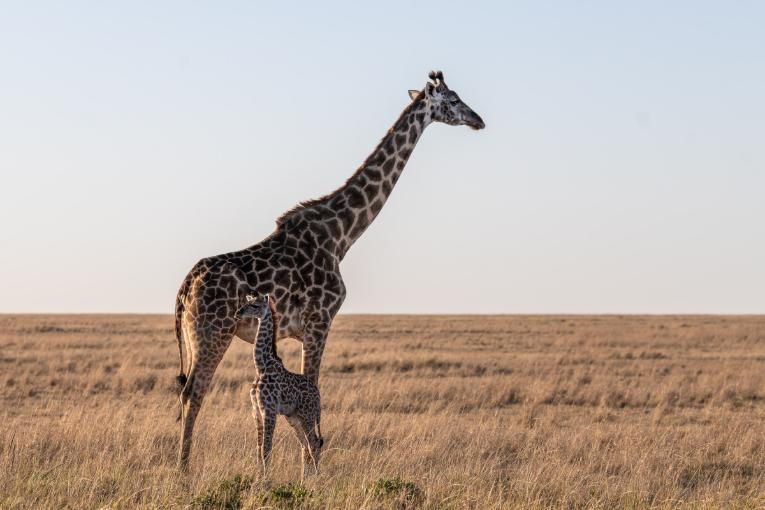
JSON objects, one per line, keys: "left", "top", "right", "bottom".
{"left": 466, "top": 112, "right": 485, "bottom": 130}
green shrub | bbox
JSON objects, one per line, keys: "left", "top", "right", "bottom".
{"left": 261, "top": 483, "right": 310, "bottom": 509}
{"left": 192, "top": 475, "right": 252, "bottom": 510}
{"left": 369, "top": 476, "right": 422, "bottom": 507}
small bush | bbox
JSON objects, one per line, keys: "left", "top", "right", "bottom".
{"left": 261, "top": 483, "right": 310, "bottom": 509}
{"left": 369, "top": 476, "right": 422, "bottom": 507}
{"left": 192, "top": 475, "right": 252, "bottom": 510}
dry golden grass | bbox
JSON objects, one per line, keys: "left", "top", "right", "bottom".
{"left": 1, "top": 314, "right": 764, "bottom": 509}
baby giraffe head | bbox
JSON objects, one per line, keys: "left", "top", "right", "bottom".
{"left": 408, "top": 70, "right": 485, "bottom": 130}
{"left": 236, "top": 293, "right": 271, "bottom": 320}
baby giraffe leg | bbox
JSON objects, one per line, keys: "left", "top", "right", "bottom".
{"left": 301, "top": 415, "right": 322, "bottom": 477}
{"left": 260, "top": 409, "right": 277, "bottom": 474}
{"left": 285, "top": 415, "right": 310, "bottom": 480}
{"left": 250, "top": 388, "right": 263, "bottom": 469}
{"left": 286, "top": 414, "right": 320, "bottom": 479}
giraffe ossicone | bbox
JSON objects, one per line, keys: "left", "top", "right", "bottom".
{"left": 174, "top": 70, "right": 484, "bottom": 469}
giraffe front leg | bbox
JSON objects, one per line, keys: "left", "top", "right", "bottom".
{"left": 261, "top": 409, "right": 277, "bottom": 475}
{"left": 300, "top": 324, "right": 329, "bottom": 385}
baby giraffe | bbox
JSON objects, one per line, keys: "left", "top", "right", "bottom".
{"left": 237, "top": 294, "right": 324, "bottom": 478}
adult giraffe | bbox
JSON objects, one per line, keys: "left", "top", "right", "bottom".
{"left": 175, "top": 70, "right": 484, "bottom": 468}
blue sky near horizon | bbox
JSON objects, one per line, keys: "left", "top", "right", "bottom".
{"left": 1, "top": 1, "right": 763, "bottom": 313}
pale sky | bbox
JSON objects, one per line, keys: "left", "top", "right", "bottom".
{"left": 1, "top": 1, "right": 763, "bottom": 314}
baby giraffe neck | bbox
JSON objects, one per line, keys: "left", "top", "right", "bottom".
{"left": 254, "top": 307, "right": 280, "bottom": 373}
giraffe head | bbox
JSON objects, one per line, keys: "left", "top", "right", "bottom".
{"left": 236, "top": 293, "right": 271, "bottom": 320}
{"left": 408, "top": 70, "right": 485, "bottom": 130}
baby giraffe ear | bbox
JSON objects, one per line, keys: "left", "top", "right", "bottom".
{"left": 408, "top": 89, "right": 420, "bottom": 101}
{"left": 245, "top": 294, "right": 256, "bottom": 303}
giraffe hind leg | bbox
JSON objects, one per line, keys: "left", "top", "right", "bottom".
{"left": 178, "top": 325, "right": 234, "bottom": 470}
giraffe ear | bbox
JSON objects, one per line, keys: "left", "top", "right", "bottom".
{"left": 408, "top": 89, "right": 420, "bottom": 101}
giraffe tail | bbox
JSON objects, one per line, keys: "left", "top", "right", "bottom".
{"left": 174, "top": 284, "right": 189, "bottom": 421}
{"left": 174, "top": 296, "right": 187, "bottom": 389}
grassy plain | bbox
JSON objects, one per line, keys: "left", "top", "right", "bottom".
{"left": 1, "top": 314, "right": 764, "bottom": 509}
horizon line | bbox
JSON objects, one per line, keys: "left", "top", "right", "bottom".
{"left": 1, "top": 311, "right": 763, "bottom": 317}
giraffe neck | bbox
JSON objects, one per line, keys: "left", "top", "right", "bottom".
{"left": 275, "top": 96, "right": 433, "bottom": 259}
{"left": 330, "top": 97, "right": 432, "bottom": 257}
{"left": 254, "top": 308, "right": 280, "bottom": 373}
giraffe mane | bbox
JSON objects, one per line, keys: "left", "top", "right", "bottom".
{"left": 274, "top": 94, "right": 427, "bottom": 228}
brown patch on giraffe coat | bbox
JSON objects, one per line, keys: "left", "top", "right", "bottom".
{"left": 383, "top": 136, "right": 395, "bottom": 155}
{"left": 274, "top": 269, "right": 291, "bottom": 288}
{"left": 365, "top": 168, "right": 382, "bottom": 181}
{"left": 370, "top": 198, "right": 384, "bottom": 216}
{"left": 363, "top": 183, "right": 378, "bottom": 202}
{"left": 348, "top": 220, "right": 366, "bottom": 240}
{"left": 346, "top": 187, "right": 365, "bottom": 209}
{"left": 409, "top": 126, "right": 418, "bottom": 144}
{"left": 339, "top": 209, "right": 354, "bottom": 233}
{"left": 326, "top": 218, "right": 342, "bottom": 238}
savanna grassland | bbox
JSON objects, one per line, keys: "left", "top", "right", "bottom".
{"left": 1, "top": 314, "right": 764, "bottom": 509}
